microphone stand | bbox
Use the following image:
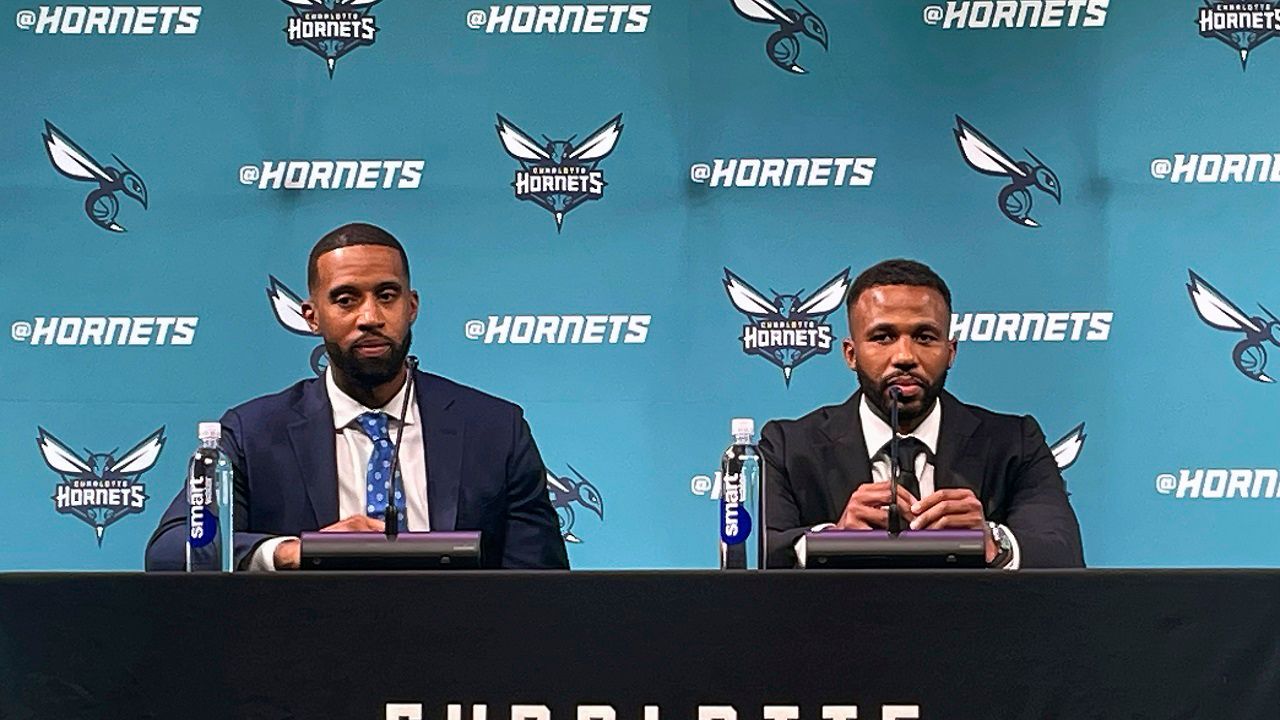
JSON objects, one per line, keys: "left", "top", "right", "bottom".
{"left": 887, "top": 386, "right": 903, "bottom": 536}
{"left": 384, "top": 355, "right": 419, "bottom": 539}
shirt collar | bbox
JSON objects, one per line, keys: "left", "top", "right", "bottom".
{"left": 860, "top": 393, "right": 942, "bottom": 459}
{"left": 325, "top": 367, "right": 418, "bottom": 431}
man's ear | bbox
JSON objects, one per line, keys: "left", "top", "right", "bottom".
{"left": 947, "top": 338, "right": 958, "bottom": 368}
{"left": 409, "top": 289, "right": 420, "bottom": 324}
{"left": 842, "top": 336, "right": 857, "bottom": 371}
{"left": 301, "top": 299, "right": 320, "bottom": 335}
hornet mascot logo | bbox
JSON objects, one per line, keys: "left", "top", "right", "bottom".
{"left": 496, "top": 114, "right": 623, "bottom": 232}
{"left": 724, "top": 267, "right": 850, "bottom": 386}
{"left": 954, "top": 116, "right": 1060, "bottom": 228}
{"left": 1187, "top": 269, "right": 1280, "bottom": 383}
{"left": 282, "top": 0, "right": 380, "bottom": 77}
{"left": 38, "top": 427, "right": 163, "bottom": 545}
{"left": 42, "top": 120, "right": 147, "bottom": 233}
{"left": 546, "top": 465, "right": 604, "bottom": 543}
{"left": 730, "top": 0, "right": 828, "bottom": 74}
{"left": 268, "top": 275, "right": 328, "bottom": 376}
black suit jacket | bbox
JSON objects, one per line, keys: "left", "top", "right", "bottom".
{"left": 145, "top": 370, "right": 569, "bottom": 570}
{"left": 760, "top": 391, "right": 1084, "bottom": 568}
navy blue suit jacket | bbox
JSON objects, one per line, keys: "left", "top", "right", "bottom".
{"left": 145, "top": 370, "right": 569, "bottom": 570}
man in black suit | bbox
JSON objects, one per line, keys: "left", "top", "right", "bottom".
{"left": 761, "top": 259, "right": 1084, "bottom": 569}
{"left": 145, "top": 222, "right": 568, "bottom": 570}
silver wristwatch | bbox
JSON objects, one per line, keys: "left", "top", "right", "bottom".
{"left": 987, "top": 521, "right": 1013, "bottom": 568}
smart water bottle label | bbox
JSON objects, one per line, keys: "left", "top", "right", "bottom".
{"left": 719, "top": 473, "right": 753, "bottom": 545}
{"left": 187, "top": 472, "right": 217, "bottom": 548}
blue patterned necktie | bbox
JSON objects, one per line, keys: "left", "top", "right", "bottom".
{"left": 356, "top": 411, "right": 406, "bottom": 520}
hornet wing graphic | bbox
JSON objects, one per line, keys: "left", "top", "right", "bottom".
{"left": 954, "top": 116, "right": 1028, "bottom": 179}
{"left": 794, "top": 268, "right": 851, "bottom": 315}
{"left": 36, "top": 428, "right": 93, "bottom": 474}
{"left": 1187, "top": 270, "right": 1264, "bottom": 334}
{"left": 567, "top": 115, "right": 624, "bottom": 162}
{"left": 731, "top": 0, "right": 793, "bottom": 24}
{"left": 724, "top": 269, "right": 781, "bottom": 318}
{"left": 109, "top": 428, "right": 166, "bottom": 475}
{"left": 496, "top": 115, "right": 551, "bottom": 162}
{"left": 267, "top": 276, "right": 317, "bottom": 336}
{"left": 1050, "top": 423, "right": 1086, "bottom": 471}
{"left": 42, "top": 121, "right": 113, "bottom": 184}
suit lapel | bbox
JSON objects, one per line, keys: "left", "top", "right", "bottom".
{"left": 418, "top": 372, "right": 463, "bottom": 531}
{"left": 287, "top": 377, "right": 339, "bottom": 528}
{"left": 818, "top": 392, "right": 873, "bottom": 516}
{"left": 933, "top": 391, "right": 987, "bottom": 497}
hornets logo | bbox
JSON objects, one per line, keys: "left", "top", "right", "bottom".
{"left": 724, "top": 268, "right": 851, "bottom": 386}
{"left": 42, "top": 120, "right": 147, "bottom": 233}
{"left": 38, "top": 427, "right": 163, "bottom": 545}
{"left": 496, "top": 114, "right": 623, "bottom": 231}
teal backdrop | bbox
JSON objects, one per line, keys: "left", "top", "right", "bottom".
{"left": 1, "top": 0, "right": 1275, "bottom": 569}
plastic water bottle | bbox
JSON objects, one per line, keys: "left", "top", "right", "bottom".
{"left": 719, "top": 417, "right": 763, "bottom": 570}
{"left": 185, "top": 422, "right": 234, "bottom": 572}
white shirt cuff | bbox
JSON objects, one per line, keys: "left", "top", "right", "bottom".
{"left": 794, "top": 523, "right": 837, "bottom": 568}
{"left": 249, "top": 536, "right": 295, "bottom": 572}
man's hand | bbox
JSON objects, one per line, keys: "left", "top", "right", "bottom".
{"left": 837, "top": 481, "right": 919, "bottom": 530}
{"left": 909, "top": 488, "right": 996, "bottom": 562}
{"left": 272, "top": 515, "right": 387, "bottom": 570}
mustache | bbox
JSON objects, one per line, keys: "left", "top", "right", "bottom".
{"left": 881, "top": 372, "right": 928, "bottom": 386}
{"left": 350, "top": 332, "right": 394, "bottom": 346}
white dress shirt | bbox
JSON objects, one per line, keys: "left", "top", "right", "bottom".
{"left": 796, "top": 395, "right": 1021, "bottom": 569}
{"left": 250, "top": 368, "right": 431, "bottom": 570}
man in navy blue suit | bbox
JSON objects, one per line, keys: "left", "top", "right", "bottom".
{"left": 145, "top": 223, "right": 569, "bottom": 570}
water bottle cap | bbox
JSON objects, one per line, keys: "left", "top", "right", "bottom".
{"left": 731, "top": 417, "right": 754, "bottom": 438}
{"left": 197, "top": 422, "right": 221, "bottom": 441}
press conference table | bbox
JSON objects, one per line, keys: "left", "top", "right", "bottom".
{"left": 1, "top": 571, "right": 1276, "bottom": 719}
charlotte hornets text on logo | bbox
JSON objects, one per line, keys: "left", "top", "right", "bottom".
{"left": 268, "top": 275, "right": 328, "bottom": 375}
{"left": 496, "top": 114, "right": 623, "bottom": 231}
{"left": 546, "top": 465, "right": 604, "bottom": 543}
{"left": 1149, "top": 152, "right": 1280, "bottom": 183}
{"left": 38, "top": 427, "right": 163, "bottom": 545}
{"left": 950, "top": 311, "right": 1111, "bottom": 342}
{"left": 690, "top": 157, "right": 875, "bottom": 187}
{"left": 282, "top": 0, "right": 379, "bottom": 77}
{"left": 464, "top": 315, "right": 650, "bottom": 344}
{"left": 1198, "top": 1, "right": 1280, "bottom": 69}
{"left": 15, "top": 5, "right": 200, "bottom": 33}
{"left": 466, "top": 4, "right": 650, "bottom": 33}
{"left": 42, "top": 120, "right": 147, "bottom": 233}
{"left": 11, "top": 316, "right": 197, "bottom": 346}
{"left": 730, "top": 0, "right": 828, "bottom": 74}
{"left": 1187, "top": 269, "right": 1280, "bottom": 383}
{"left": 724, "top": 268, "right": 850, "bottom": 386}
{"left": 239, "top": 160, "right": 423, "bottom": 190}
{"left": 922, "top": 0, "right": 1107, "bottom": 29}
{"left": 1155, "top": 467, "right": 1280, "bottom": 499}
{"left": 954, "top": 116, "right": 1060, "bottom": 228}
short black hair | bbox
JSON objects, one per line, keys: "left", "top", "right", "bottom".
{"left": 846, "top": 258, "right": 952, "bottom": 313}
{"left": 307, "top": 222, "right": 410, "bottom": 292}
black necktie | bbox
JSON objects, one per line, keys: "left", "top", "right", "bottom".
{"left": 877, "top": 436, "right": 929, "bottom": 500}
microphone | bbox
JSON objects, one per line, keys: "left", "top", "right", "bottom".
{"left": 887, "top": 385, "right": 903, "bottom": 536}
{"left": 384, "top": 355, "right": 419, "bottom": 539}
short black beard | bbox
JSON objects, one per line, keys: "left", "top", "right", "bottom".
{"left": 856, "top": 364, "right": 947, "bottom": 431}
{"left": 326, "top": 329, "right": 412, "bottom": 389}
